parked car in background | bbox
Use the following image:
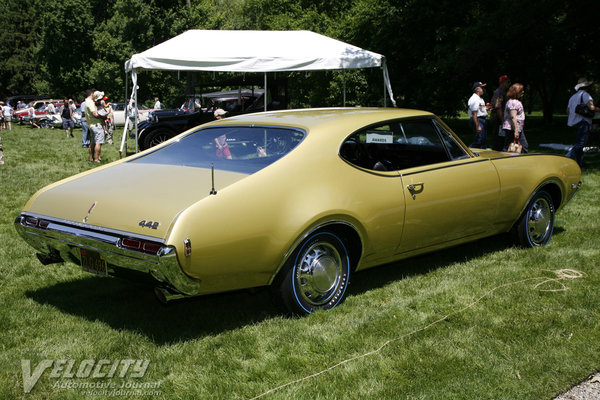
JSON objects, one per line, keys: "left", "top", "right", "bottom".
{"left": 14, "top": 99, "right": 63, "bottom": 125}
{"left": 40, "top": 105, "right": 83, "bottom": 129}
{"left": 14, "top": 108, "right": 581, "bottom": 315}
{"left": 111, "top": 102, "right": 156, "bottom": 126}
{"left": 136, "top": 89, "right": 280, "bottom": 150}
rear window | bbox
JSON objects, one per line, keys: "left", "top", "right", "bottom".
{"left": 131, "top": 126, "right": 305, "bottom": 174}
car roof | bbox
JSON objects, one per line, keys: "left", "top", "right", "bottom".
{"left": 208, "top": 107, "right": 434, "bottom": 135}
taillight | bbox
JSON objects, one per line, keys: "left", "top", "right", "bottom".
{"left": 25, "top": 217, "right": 39, "bottom": 226}
{"left": 120, "top": 238, "right": 162, "bottom": 255}
{"left": 121, "top": 238, "right": 141, "bottom": 250}
{"left": 24, "top": 217, "right": 49, "bottom": 229}
{"left": 142, "top": 242, "right": 162, "bottom": 254}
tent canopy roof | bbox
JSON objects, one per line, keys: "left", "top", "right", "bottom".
{"left": 125, "top": 30, "right": 385, "bottom": 73}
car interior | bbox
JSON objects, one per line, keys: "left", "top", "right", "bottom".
{"left": 339, "top": 119, "right": 463, "bottom": 171}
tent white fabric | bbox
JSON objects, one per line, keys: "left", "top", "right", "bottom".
{"left": 121, "top": 30, "right": 396, "bottom": 154}
{"left": 126, "top": 30, "right": 387, "bottom": 73}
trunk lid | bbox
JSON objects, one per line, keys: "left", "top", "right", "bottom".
{"left": 24, "top": 163, "right": 248, "bottom": 238}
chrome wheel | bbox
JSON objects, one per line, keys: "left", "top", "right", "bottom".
{"left": 526, "top": 197, "right": 552, "bottom": 245}
{"left": 514, "top": 190, "right": 555, "bottom": 247}
{"left": 276, "top": 231, "right": 351, "bottom": 315}
{"left": 295, "top": 241, "right": 343, "bottom": 307}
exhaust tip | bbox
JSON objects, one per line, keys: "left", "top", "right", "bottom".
{"left": 36, "top": 252, "right": 63, "bottom": 266}
{"left": 154, "top": 286, "right": 186, "bottom": 304}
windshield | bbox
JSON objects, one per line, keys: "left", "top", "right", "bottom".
{"left": 131, "top": 126, "right": 305, "bottom": 174}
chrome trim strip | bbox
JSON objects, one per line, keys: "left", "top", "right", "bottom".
{"left": 14, "top": 214, "right": 201, "bottom": 296}
{"left": 399, "top": 158, "right": 491, "bottom": 177}
{"left": 21, "top": 211, "right": 165, "bottom": 243}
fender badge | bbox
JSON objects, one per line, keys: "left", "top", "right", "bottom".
{"left": 83, "top": 201, "right": 97, "bottom": 223}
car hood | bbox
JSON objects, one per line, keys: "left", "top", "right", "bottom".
{"left": 23, "top": 163, "right": 249, "bottom": 238}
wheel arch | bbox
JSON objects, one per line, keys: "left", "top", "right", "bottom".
{"left": 511, "top": 179, "right": 562, "bottom": 230}
{"left": 538, "top": 181, "right": 563, "bottom": 211}
{"left": 268, "top": 219, "right": 364, "bottom": 285}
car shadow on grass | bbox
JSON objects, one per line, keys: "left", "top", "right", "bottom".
{"left": 25, "top": 229, "right": 566, "bottom": 344}
{"left": 26, "top": 277, "right": 281, "bottom": 345}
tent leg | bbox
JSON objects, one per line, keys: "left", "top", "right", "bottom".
{"left": 343, "top": 69, "right": 346, "bottom": 107}
{"left": 383, "top": 71, "right": 386, "bottom": 107}
{"left": 264, "top": 73, "right": 267, "bottom": 112}
{"left": 134, "top": 69, "right": 138, "bottom": 153}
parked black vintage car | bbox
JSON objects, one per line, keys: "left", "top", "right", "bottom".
{"left": 137, "top": 89, "right": 283, "bottom": 150}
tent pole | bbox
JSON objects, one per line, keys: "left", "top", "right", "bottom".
{"left": 134, "top": 69, "right": 139, "bottom": 153}
{"left": 382, "top": 59, "right": 396, "bottom": 107}
{"left": 264, "top": 73, "right": 267, "bottom": 111}
{"left": 343, "top": 69, "right": 346, "bottom": 107}
{"left": 383, "top": 69, "right": 386, "bottom": 107}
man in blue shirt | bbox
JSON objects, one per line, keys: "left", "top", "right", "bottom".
{"left": 566, "top": 78, "right": 597, "bottom": 167}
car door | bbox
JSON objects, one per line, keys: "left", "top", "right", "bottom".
{"left": 395, "top": 118, "right": 500, "bottom": 253}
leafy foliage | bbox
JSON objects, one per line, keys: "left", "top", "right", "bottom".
{"left": 0, "top": 0, "right": 596, "bottom": 117}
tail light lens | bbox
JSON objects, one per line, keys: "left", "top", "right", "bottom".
{"left": 120, "top": 238, "right": 163, "bottom": 255}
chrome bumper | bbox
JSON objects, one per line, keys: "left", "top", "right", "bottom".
{"left": 14, "top": 213, "right": 201, "bottom": 296}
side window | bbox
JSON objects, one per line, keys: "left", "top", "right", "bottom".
{"left": 433, "top": 120, "right": 469, "bottom": 160}
{"left": 339, "top": 118, "right": 452, "bottom": 171}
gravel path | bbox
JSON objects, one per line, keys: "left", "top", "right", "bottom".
{"left": 553, "top": 373, "right": 600, "bottom": 400}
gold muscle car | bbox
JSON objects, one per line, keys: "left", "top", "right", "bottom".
{"left": 15, "top": 108, "right": 582, "bottom": 314}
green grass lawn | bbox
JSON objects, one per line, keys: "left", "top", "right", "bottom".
{"left": 0, "top": 116, "right": 598, "bottom": 399}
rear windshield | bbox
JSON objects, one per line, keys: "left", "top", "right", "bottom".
{"left": 131, "top": 126, "right": 305, "bottom": 174}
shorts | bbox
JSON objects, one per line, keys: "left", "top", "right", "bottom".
{"left": 89, "top": 124, "right": 105, "bottom": 144}
{"left": 3, "top": 116, "right": 10, "bottom": 122}
{"left": 62, "top": 118, "right": 75, "bottom": 130}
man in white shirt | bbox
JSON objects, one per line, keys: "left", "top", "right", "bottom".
{"left": 153, "top": 97, "right": 162, "bottom": 109}
{"left": 468, "top": 81, "right": 488, "bottom": 149}
{"left": 2, "top": 103, "right": 13, "bottom": 130}
{"left": 566, "top": 78, "right": 596, "bottom": 167}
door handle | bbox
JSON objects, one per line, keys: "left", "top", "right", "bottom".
{"left": 407, "top": 182, "right": 424, "bottom": 199}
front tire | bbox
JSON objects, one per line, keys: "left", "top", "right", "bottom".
{"left": 141, "top": 128, "right": 174, "bottom": 150}
{"left": 275, "top": 231, "right": 351, "bottom": 315}
{"left": 514, "top": 190, "right": 555, "bottom": 247}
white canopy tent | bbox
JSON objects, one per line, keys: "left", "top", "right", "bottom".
{"left": 122, "top": 30, "right": 396, "bottom": 153}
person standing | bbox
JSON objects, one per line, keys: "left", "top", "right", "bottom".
{"left": 2, "top": 102, "right": 13, "bottom": 130}
{"left": 566, "top": 78, "right": 596, "bottom": 167}
{"left": 60, "top": 99, "right": 74, "bottom": 137}
{"left": 28, "top": 102, "right": 40, "bottom": 129}
{"left": 153, "top": 97, "right": 162, "bottom": 109}
{"left": 101, "top": 96, "right": 114, "bottom": 145}
{"left": 127, "top": 100, "right": 138, "bottom": 137}
{"left": 489, "top": 75, "right": 511, "bottom": 151}
{"left": 502, "top": 83, "right": 528, "bottom": 153}
{"left": 80, "top": 91, "right": 90, "bottom": 148}
{"left": 468, "top": 82, "right": 488, "bottom": 149}
{"left": 46, "top": 102, "right": 56, "bottom": 115}
{"left": 85, "top": 91, "right": 106, "bottom": 163}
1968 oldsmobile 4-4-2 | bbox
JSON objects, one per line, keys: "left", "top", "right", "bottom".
{"left": 15, "top": 108, "right": 581, "bottom": 314}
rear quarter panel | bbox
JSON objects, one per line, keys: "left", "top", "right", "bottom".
{"left": 165, "top": 119, "right": 407, "bottom": 294}
{"left": 491, "top": 154, "right": 581, "bottom": 228}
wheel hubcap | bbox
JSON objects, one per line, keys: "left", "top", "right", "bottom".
{"left": 296, "top": 242, "right": 342, "bottom": 306}
{"left": 527, "top": 198, "right": 552, "bottom": 244}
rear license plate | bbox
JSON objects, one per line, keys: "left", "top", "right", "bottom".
{"left": 80, "top": 249, "right": 107, "bottom": 277}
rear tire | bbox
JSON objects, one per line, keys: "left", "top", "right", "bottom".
{"left": 513, "top": 190, "right": 555, "bottom": 247}
{"left": 274, "top": 231, "right": 351, "bottom": 315}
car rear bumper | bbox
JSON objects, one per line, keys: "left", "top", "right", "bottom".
{"left": 14, "top": 213, "right": 201, "bottom": 296}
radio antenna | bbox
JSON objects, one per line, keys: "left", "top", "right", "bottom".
{"left": 209, "top": 163, "right": 217, "bottom": 195}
